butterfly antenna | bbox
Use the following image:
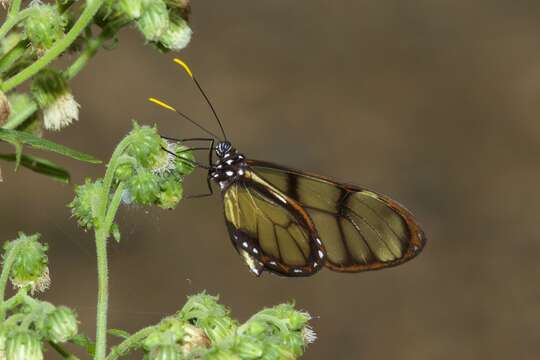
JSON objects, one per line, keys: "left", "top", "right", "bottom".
{"left": 173, "top": 58, "right": 228, "bottom": 141}
{"left": 148, "top": 97, "right": 222, "bottom": 140}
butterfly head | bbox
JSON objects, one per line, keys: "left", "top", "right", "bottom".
{"left": 216, "top": 141, "right": 234, "bottom": 158}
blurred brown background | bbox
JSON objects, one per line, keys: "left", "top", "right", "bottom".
{"left": 2, "top": 1, "right": 540, "bottom": 359}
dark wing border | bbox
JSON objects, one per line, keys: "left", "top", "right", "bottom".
{"left": 223, "top": 177, "right": 326, "bottom": 277}
{"left": 247, "top": 159, "right": 427, "bottom": 272}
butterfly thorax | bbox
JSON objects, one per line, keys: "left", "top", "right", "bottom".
{"left": 209, "top": 141, "right": 247, "bottom": 190}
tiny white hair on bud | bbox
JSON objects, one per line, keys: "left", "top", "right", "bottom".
{"left": 43, "top": 93, "right": 80, "bottom": 131}
{"left": 161, "top": 21, "right": 192, "bottom": 51}
{"left": 14, "top": 266, "right": 51, "bottom": 294}
{"left": 303, "top": 325, "right": 317, "bottom": 345}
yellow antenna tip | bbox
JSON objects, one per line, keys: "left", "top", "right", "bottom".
{"left": 148, "top": 97, "right": 176, "bottom": 112}
{"left": 173, "top": 58, "right": 194, "bottom": 78}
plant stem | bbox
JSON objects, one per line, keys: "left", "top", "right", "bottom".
{"left": 0, "top": 0, "right": 106, "bottom": 92}
{"left": 0, "top": 7, "right": 39, "bottom": 39}
{"left": 1, "top": 30, "right": 111, "bottom": 130}
{"left": 0, "top": 241, "right": 20, "bottom": 320}
{"left": 94, "top": 136, "right": 133, "bottom": 360}
{"left": 105, "top": 325, "right": 159, "bottom": 360}
{"left": 94, "top": 227, "right": 109, "bottom": 360}
{"left": 49, "top": 341, "right": 81, "bottom": 360}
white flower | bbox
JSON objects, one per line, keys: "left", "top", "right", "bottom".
{"left": 302, "top": 325, "right": 317, "bottom": 345}
{"left": 43, "top": 92, "right": 79, "bottom": 131}
{"left": 12, "top": 267, "right": 50, "bottom": 295}
{"left": 160, "top": 18, "right": 192, "bottom": 51}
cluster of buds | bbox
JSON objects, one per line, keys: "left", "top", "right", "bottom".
{"left": 0, "top": 233, "right": 79, "bottom": 360}
{"left": 139, "top": 294, "right": 315, "bottom": 359}
{"left": 70, "top": 122, "right": 195, "bottom": 235}
{"left": 100, "top": 0, "right": 192, "bottom": 51}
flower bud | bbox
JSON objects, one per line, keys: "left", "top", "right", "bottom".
{"left": 126, "top": 123, "right": 162, "bottom": 167}
{"left": 23, "top": 4, "right": 67, "bottom": 53}
{"left": 234, "top": 335, "right": 264, "bottom": 359}
{"left": 119, "top": 0, "right": 143, "bottom": 20}
{"left": 126, "top": 169, "right": 160, "bottom": 205}
{"left": 114, "top": 162, "right": 135, "bottom": 182}
{"left": 159, "top": 16, "right": 192, "bottom": 51}
{"left": 157, "top": 177, "right": 183, "bottom": 209}
{"left": 263, "top": 342, "right": 295, "bottom": 360}
{"left": 5, "top": 331, "right": 43, "bottom": 360}
{"left": 174, "top": 145, "right": 195, "bottom": 177}
{"left": 45, "top": 306, "right": 78, "bottom": 343}
{"left": 204, "top": 349, "right": 238, "bottom": 360}
{"left": 181, "top": 324, "right": 210, "bottom": 355}
{"left": 69, "top": 178, "right": 104, "bottom": 230}
{"left": 3, "top": 233, "right": 49, "bottom": 293}
{"left": 147, "top": 344, "right": 183, "bottom": 360}
{"left": 31, "top": 69, "right": 79, "bottom": 131}
{"left": 137, "top": 0, "right": 169, "bottom": 42}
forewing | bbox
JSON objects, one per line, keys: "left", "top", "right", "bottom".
{"left": 248, "top": 160, "right": 426, "bottom": 272}
{"left": 222, "top": 171, "right": 325, "bottom": 277}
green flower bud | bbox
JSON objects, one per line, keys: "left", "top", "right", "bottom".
{"left": 180, "top": 294, "right": 230, "bottom": 323}
{"left": 157, "top": 177, "right": 183, "bottom": 209}
{"left": 5, "top": 331, "right": 43, "bottom": 360}
{"left": 114, "top": 162, "right": 134, "bottom": 182}
{"left": 119, "top": 0, "right": 143, "bottom": 20}
{"left": 204, "top": 348, "right": 240, "bottom": 360}
{"left": 69, "top": 178, "right": 104, "bottom": 230}
{"left": 159, "top": 16, "right": 192, "bottom": 51}
{"left": 174, "top": 145, "right": 195, "bottom": 176}
{"left": 279, "top": 333, "right": 305, "bottom": 357}
{"left": 23, "top": 4, "right": 67, "bottom": 53}
{"left": 234, "top": 335, "right": 264, "bottom": 359}
{"left": 152, "top": 141, "right": 176, "bottom": 174}
{"left": 126, "top": 123, "right": 162, "bottom": 167}
{"left": 263, "top": 342, "right": 295, "bottom": 360}
{"left": 203, "top": 317, "right": 237, "bottom": 343}
{"left": 242, "top": 319, "right": 267, "bottom": 337}
{"left": 147, "top": 344, "right": 183, "bottom": 360}
{"left": 31, "top": 69, "right": 79, "bottom": 131}
{"left": 45, "top": 306, "right": 78, "bottom": 343}
{"left": 137, "top": 0, "right": 169, "bottom": 42}
{"left": 3, "top": 233, "right": 49, "bottom": 293}
{"left": 126, "top": 169, "right": 160, "bottom": 205}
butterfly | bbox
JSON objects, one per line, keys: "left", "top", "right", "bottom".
{"left": 151, "top": 59, "right": 426, "bottom": 277}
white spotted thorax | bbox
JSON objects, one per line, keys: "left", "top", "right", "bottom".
{"left": 209, "top": 141, "right": 248, "bottom": 190}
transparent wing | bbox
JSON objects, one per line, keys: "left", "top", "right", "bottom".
{"left": 247, "top": 160, "right": 426, "bottom": 272}
{"left": 222, "top": 171, "right": 325, "bottom": 277}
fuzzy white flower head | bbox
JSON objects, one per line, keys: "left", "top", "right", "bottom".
{"left": 43, "top": 92, "right": 80, "bottom": 131}
{"left": 160, "top": 18, "right": 192, "bottom": 51}
{"left": 152, "top": 140, "right": 177, "bottom": 175}
{"left": 13, "top": 266, "right": 50, "bottom": 295}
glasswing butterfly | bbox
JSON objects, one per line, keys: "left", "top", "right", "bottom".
{"left": 150, "top": 59, "right": 426, "bottom": 277}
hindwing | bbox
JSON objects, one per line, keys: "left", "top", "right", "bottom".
{"left": 247, "top": 160, "right": 426, "bottom": 272}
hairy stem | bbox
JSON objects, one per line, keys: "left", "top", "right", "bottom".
{"left": 0, "top": 0, "right": 106, "bottom": 92}
{"left": 94, "top": 226, "right": 109, "bottom": 360}
{"left": 49, "top": 340, "right": 81, "bottom": 360}
{"left": 0, "top": 241, "right": 20, "bottom": 320}
{"left": 105, "top": 325, "right": 159, "bottom": 360}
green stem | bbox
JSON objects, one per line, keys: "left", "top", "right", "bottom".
{"left": 105, "top": 325, "right": 158, "bottom": 360}
{"left": 94, "top": 226, "right": 109, "bottom": 360}
{"left": 0, "top": 241, "right": 21, "bottom": 320}
{"left": 49, "top": 341, "right": 81, "bottom": 360}
{"left": 0, "top": 39, "right": 30, "bottom": 75}
{"left": 0, "top": 0, "right": 106, "bottom": 92}
{"left": 1, "top": 30, "right": 111, "bottom": 130}
{"left": 94, "top": 137, "right": 132, "bottom": 360}
{"left": 0, "top": 7, "right": 40, "bottom": 40}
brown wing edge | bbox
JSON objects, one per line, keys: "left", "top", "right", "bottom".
{"left": 246, "top": 159, "right": 428, "bottom": 273}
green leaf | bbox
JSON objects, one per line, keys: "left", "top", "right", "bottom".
{"left": 0, "top": 153, "right": 70, "bottom": 183}
{"left": 108, "top": 328, "right": 130, "bottom": 339}
{"left": 0, "top": 128, "right": 101, "bottom": 164}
